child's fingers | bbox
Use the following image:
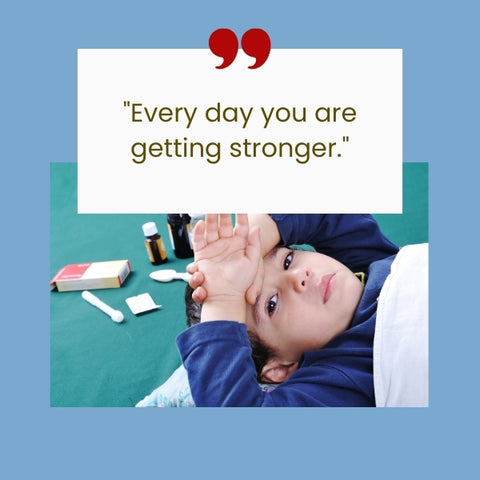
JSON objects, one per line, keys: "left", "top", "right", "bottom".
{"left": 245, "top": 228, "right": 263, "bottom": 305}
{"left": 188, "top": 270, "right": 205, "bottom": 290}
{"left": 218, "top": 214, "right": 233, "bottom": 238}
{"left": 246, "top": 281, "right": 261, "bottom": 306}
{"left": 246, "top": 261, "right": 264, "bottom": 305}
{"left": 233, "top": 214, "right": 249, "bottom": 240}
{"left": 246, "top": 226, "right": 261, "bottom": 263}
{"left": 192, "top": 286, "right": 208, "bottom": 304}
{"left": 186, "top": 262, "right": 198, "bottom": 274}
{"left": 205, "top": 214, "right": 220, "bottom": 243}
{"left": 192, "top": 219, "right": 206, "bottom": 251}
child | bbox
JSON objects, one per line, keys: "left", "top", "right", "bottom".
{"left": 177, "top": 214, "right": 428, "bottom": 407}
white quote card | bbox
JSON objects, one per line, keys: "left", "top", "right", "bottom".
{"left": 78, "top": 49, "right": 402, "bottom": 213}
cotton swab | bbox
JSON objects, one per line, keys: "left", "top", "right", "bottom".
{"left": 81, "top": 290, "right": 124, "bottom": 323}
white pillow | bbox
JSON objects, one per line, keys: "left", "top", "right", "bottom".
{"left": 374, "top": 244, "right": 429, "bottom": 407}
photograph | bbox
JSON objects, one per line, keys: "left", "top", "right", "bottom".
{"left": 50, "top": 163, "right": 428, "bottom": 407}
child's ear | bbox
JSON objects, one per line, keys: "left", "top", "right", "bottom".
{"left": 260, "top": 359, "right": 298, "bottom": 384}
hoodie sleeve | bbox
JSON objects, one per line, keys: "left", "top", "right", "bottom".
{"left": 270, "top": 214, "right": 398, "bottom": 272}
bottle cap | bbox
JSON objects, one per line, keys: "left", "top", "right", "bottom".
{"left": 167, "top": 214, "right": 181, "bottom": 223}
{"left": 142, "top": 222, "right": 158, "bottom": 237}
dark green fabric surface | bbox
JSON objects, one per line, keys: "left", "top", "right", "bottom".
{"left": 50, "top": 162, "right": 428, "bottom": 406}
{"left": 373, "top": 162, "right": 428, "bottom": 247}
{"left": 50, "top": 163, "right": 192, "bottom": 406}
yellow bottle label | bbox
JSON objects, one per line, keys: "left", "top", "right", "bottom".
{"left": 145, "top": 236, "right": 167, "bottom": 264}
{"left": 155, "top": 237, "right": 168, "bottom": 260}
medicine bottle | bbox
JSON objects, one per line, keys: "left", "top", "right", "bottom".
{"left": 142, "top": 221, "right": 168, "bottom": 265}
{"left": 167, "top": 214, "right": 194, "bottom": 259}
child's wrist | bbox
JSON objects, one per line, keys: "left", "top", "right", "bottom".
{"left": 200, "top": 295, "right": 247, "bottom": 324}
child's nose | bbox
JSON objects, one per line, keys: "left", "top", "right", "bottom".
{"left": 288, "top": 268, "right": 310, "bottom": 293}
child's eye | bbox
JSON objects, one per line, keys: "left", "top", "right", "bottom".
{"left": 283, "top": 251, "right": 294, "bottom": 270}
{"left": 267, "top": 294, "right": 278, "bottom": 316}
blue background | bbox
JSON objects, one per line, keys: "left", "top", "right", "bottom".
{"left": 1, "top": 1, "right": 478, "bottom": 478}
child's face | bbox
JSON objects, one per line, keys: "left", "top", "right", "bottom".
{"left": 246, "top": 248, "right": 364, "bottom": 363}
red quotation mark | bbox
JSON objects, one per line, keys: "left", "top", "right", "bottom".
{"left": 209, "top": 28, "right": 271, "bottom": 69}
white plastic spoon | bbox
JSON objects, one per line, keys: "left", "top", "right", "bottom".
{"left": 149, "top": 269, "right": 191, "bottom": 283}
{"left": 82, "top": 290, "right": 124, "bottom": 323}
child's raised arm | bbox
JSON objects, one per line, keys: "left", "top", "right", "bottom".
{"left": 192, "top": 214, "right": 261, "bottom": 324}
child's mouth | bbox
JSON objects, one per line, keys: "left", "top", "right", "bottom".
{"left": 318, "top": 273, "right": 336, "bottom": 304}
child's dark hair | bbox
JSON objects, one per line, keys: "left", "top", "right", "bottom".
{"left": 184, "top": 284, "right": 274, "bottom": 382}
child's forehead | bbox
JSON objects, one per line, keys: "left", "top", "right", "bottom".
{"left": 263, "top": 244, "right": 315, "bottom": 262}
{"left": 263, "top": 246, "right": 289, "bottom": 266}
{"left": 264, "top": 247, "right": 281, "bottom": 261}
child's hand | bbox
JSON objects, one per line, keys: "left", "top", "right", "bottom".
{"left": 187, "top": 258, "right": 264, "bottom": 306}
{"left": 191, "top": 214, "right": 262, "bottom": 322}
